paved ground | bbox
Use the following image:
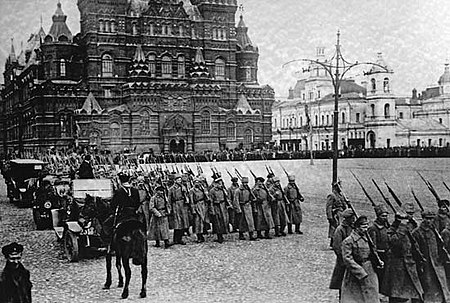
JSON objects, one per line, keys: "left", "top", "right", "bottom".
{"left": 0, "top": 158, "right": 449, "bottom": 302}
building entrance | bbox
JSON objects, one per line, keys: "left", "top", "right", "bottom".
{"left": 169, "top": 139, "right": 185, "bottom": 153}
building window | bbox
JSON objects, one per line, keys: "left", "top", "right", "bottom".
{"left": 383, "top": 78, "right": 390, "bottom": 93}
{"left": 201, "top": 110, "right": 211, "bottom": 134}
{"left": 226, "top": 121, "right": 236, "bottom": 140}
{"left": 132, "top": 22, "right": 138, "bottom": 35}
{"left": 99, "top": 20, "right": 104, "bottom": 32}
{"left": 384, "top": 103, "right": 390, "bottom": 118}
{"left": 162, "top": 55, "right": 172, "bottom": 78}
{"left": 244, "top": 129, "right": 253, "bottom": 146}
{"left": 428, "top": 139, "right": 432, "bottom": 147}
{"left": 246, "top": 68, "right": 251, "bottom": 82}
{"left": 110, "top": 122, "right": 121, "bottom": 142}
{"left": 215, "top": 58, "right": 225, "bottom": 80}
{"left": 342, "top": 112, "right": 346, "bottom": 124}
{"left": 102, "top": 54, "right": 113, "bottom": 77}
{"left": 399, "top": 112, "right": 404, "bottom": 119}
{"left": 371, "top": 104, "right": 375, "bottom": 117}
{"left": 60, "top": 59, "right": 66, "bottom": 77}
{"left": 356, "top": 113, "right": 360, "bottom": 123}
{"left": 177, "top": 56, "right": 185, "bottom": 78}
{"left": 111, "top": 21, "right": 116, "bottom": 32}
{"left": 60, "top": 114, "right": 72, "bottom": 137}
{"left": 300, "top": 116, "right": 303, "bottom": 126}
{"left": 440, "top": 138, "right": 443, "bottom": 146}
{"left": 309, "top": 92, "right": 313, "bottom": 100}
{"left": 302, "top": 93, "right": 305, "bottom": 100}
{"left": 148, "top": 54, "right": 156, "bottom": 77}
{"left": 179, "top": 25, "right": 184, "bottom": 36}
{"left": 387, "top": 138, "right": 391, "bottom": 148}
{"left": 371, "top": 78, "right": 376, "bottom": 92}
{"left": 439, "top": 118, "right": 443, "bottom": 124}
{"left": 104, "top": 89, "right": 111, "bottom": 98}
{"left": 141, "top": 111, "right": 150, "bottom": 132}
{"left": 315, "top": 115, "right": 318, "bottom": 126}
{"left": 317, "top": 90, "right": 321, "bottom": 99}
{"left": 321, "top": 115, "right": 324, "bottom": 125}
{"left": 105, "top": 20, "right": 110, "bottom": 32}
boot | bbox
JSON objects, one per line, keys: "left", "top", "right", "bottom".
{"left": 249, "top": 231, "right": 258, "bottom": 241}
{"left": 274, "top": 226, "right": 281, "bottom": 237}
{"left": 280, "top": 225, "right": 287, "bottom": 236}
{"left": 287, "top": 224, "right": 293, "bottom": 234}
{"left": 257, "top": 231, "right": 263, "bottom": 239}
{"left": 239, "top": 232, "right": 245, "bottom": 240}
{"left": 264, "top": 230, "right": 272, "bottom": 239}
{"left": 164, "top": 240, "right": 172, "bottom": 249}
{"left": 295, "top": 224, "right": 303, "bottom": 235}
{"left": 215, "top": 234, "right": 224, "bottom": 243}
{"left": 154, "top": 240, "right": 161, "bottom": 248}
{"left": 197, "top": 233, "right": 205, "bottom": 243}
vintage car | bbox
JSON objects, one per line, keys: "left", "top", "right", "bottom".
{"left": 52, "top": 178, "right": 113, "bottom": 262}
{"left": 6, "top": 159, "right": 46, "bottom": 207}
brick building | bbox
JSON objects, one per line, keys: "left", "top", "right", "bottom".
{"left": 1, "top": 0, "right": 274, "bottom": 155}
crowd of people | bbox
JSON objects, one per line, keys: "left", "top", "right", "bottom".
{"left": 327, "top": 182, "right": 450, "bottom": 303}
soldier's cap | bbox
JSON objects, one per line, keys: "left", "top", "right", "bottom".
{"left": 267, "top": 173, "right": 275, "bottom": 179}
{"left": 374, "top": 204, "right": 389, "bottom": 216}
{"left": 342, "top": 209, "right": 355, "bottom": 218}
{"left": 273, "top": 176, "right": 280, "bottom": 183}
{"left": 288, "top": 175, "right": 295, "bottom": 182}
{"left": 231, "top": 177, "right": 238, "bottom": 182}
{"left": 2, "top": 242, "right": 23, "bottom": 258}
{"left": 241, "top": 177, "right": 249, "bottom": 183}
{"left": 255, "top": 177, "right": 265, "bottom": 183}
{"left": 438, "top": 199, "right": 450, "bottom": 208}
{"left": 354, "top": 215, "right": 369, "bottom": 227}
{"left": 421, "top": 209, "right": 436, "bottom": 219}
{"left": 155, "top": 186, "right": 164, "bottom": 192}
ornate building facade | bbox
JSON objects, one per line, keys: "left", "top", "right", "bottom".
{"left": 273, "top": 49, "right": 450, "bottom": 151}
{"left": 1, "top": 0, "right": 274, "bottom": 155}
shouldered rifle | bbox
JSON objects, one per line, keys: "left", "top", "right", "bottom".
{"left": 410, "top": 188, "right": 425, "bottom": 212}
{"left": 432, "top": 225, "right": 450, "bottom": 263}
{"left": 418, "top": 172, "right": 441, "bottom": 201}
{"left": 366, "top": 231, "right": 384, "bottom": 269}
{"left": 372, "top": 179, "right": 397, "bottom": 213}
{"left": 280, "top": 163, "right": 289, "bottom": 177}
{"left": 234, "top": 168, "right": 243, "bottom": 180}
{"left": 336, "top": 180, "right": 358, "bottom": 218}
{"left": 226, "top": 169, "right": 236, "bottom": 180}
{"left": 248, "top": 168, "right": 257, "bottom": 180}
{"left": 443, "top": 181, "right": 450, "bottom": 195}
{"left": 384, "top": 182, "right": 403, "bottom": 208}
{"left": 350, "top": 171, "right": 376, "bottom": 208}
{"left": 107, "top": 205, "right": 121, "bottom": 254}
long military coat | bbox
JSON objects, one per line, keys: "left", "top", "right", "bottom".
{"left": 168, "top": 183, "right": 190, "bottom": 230}
{"left": 368, "top": 218, "right": 389, "bottom": 288}
{"left": 413, "top": 223, "right": 450, "bottom": 303}
{"left": 0, "top": 262, "right": 32, "bottom": 303}
{"left": 434, "top": 210, "right": 450, "bottom": 233}
{"left": 341, "top": 230, "right": 380, "bottom": 303}
{"left": 269, "top": 184, "right": 289, "bottom": 227}
{"left": 209, "top": 186, "right": 229, "bottom": 234}
{"left": 253, "top": 185, "right": 275, "bottom": 231}
{"left": 329, "top": 221, "right": 352, "bottom": 290}
{"left": 284, "top": 183, "right": 303, "bottom": 224}
{"left": 189, "top": 186, "right": 208, "bottom": 234}
{"left": 234, "top": 185, "right": 255, "bottom": 233}
{"left": 381, "top": 222, "right": 423, "bottom": 301}
{"left": 326, "top": 191, "right": 346, "bottom": 238}
{"left": 147, "top": 194, "right": 170, "bottom": 241}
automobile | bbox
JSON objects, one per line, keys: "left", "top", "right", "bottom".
{"left": 6, "top": 159, "right": 47, "bottom": 207}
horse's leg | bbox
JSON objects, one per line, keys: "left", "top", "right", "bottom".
{"left": 115, "top": 253, "right": 123, "bottom": 288}
{"left": 103, "top": 252, "right": 112, "bottom": 289}
{"left": 140, "top": 254, "right": 148, "bottom": 298}
{"left": 121, "top": 256, "right": 131, "bottom": 299}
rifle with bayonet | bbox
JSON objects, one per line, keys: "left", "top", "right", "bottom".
{"left": 372, "top": 179, "right": 397, "bottom": 214}
{"left": 418, "top": 172, "right": 441, "bottom": 201}
{"left": 335, "top": 179, "right": 358, "bottom": 218}
{"left": 384, "top": 182, "right": 403, "bottom": 208}
{"left": 443, "top": 181, "right": 450, "bottom": 195}
{"left": 350, "top": 171, "right": 376, "bottom": 208}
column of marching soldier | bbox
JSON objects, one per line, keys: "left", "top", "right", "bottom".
{"left": 327, "top": 174, "right": 450, "bottom": 303}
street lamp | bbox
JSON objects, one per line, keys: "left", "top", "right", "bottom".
{"left": 283, "top": 30, "right": 388, "bottom": 184}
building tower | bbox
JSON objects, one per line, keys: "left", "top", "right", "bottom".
{"left": 236, "top": 14, "right": 259, "bottom": 83}
{"left": 438, "top": 63, "right": 450, "bottom": 96}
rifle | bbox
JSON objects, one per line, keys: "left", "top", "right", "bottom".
{"left": 366, "top": 231, "right": 384, "bottom": 269}
{"left": 234, "top": 168, "right": 243, "bottom": 180}
{"left": 433, "top": 226, "right": 450, "bottom": 262}
{"left": 280, "top": 163, "right": 289, "bottom": 177}
{"left": 335, "top": 180, "right": 358, "bottom": 218}
{"left": 384, "top": 182, "right": 403, "bottom": 208}
{"left": 107, "top": 205, "right": 120, "bottom": 254}
{"left": 350, "top": 171, "right": 376, "bottom": 208}
{"left": 410, "top": 188, "right": 425, "bottom": 212}
{"left": 443, "top": 181, "right": 450, "bottom": 195}
{"left": 418, "top": 172, "right": 441, "bottom": 201}
{"left": 248, "top": 168, "right": 257, "bottom": 180}
{"left": 372, "top": 179, "right": 397, "bottom": 214}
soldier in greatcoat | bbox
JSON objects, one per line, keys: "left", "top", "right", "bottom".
{"left": 234, "top": 177, "right": 257, "bottom": 241}
{"left": 341, "top": 215, "right": 380, "bottom": 303}
{"left": 326, "top": 182, "right": 347, "bottom": 247}
{"left": 381, "top": 214, "right": 424, "bottom": 303}
{"left": 329, "top": 209, "right": 355, "bottom": 298}
{"left": 434, "top": 199, "right": 450, "bottom": 233}
{"left": 284, "top": 175, "right": 304, "bottom": 234}
{"left": 147, "top": 186, "right": 171, "bottom": 248}
{"left": 227, "top": 177, "right": 240, "bottom": 233}
{"left": 208, "top": 178, "right": 230, "bottom": 243}
{"left": 412, "top": 210, "right": 450, "bottom": 303}
{"left": 368, "top": 204, "right": 390, "bottom": 291}
{"left": 168, "top": 174, "right": 190, "bottom": 245}
{"left": 269, "top": 177, "right": 289, "bottom": 237}
{"left": 189, "top": 178, "right": 209, "bottom": 243}
{"left": 253, "top": 177, "right": 275, "bottom": 239}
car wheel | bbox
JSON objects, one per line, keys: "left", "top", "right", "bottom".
{"left": 64, "top": 230, "right": 79, "bottom": 262}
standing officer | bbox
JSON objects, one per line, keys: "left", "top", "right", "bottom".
{"left": 168, "top": 174, "right": 190, "bottom": 245}
{"left": 253, "top": 177, "right": 275, "bottom": 239}
{"left": 326, "top": 182, "right": 347, "bottom": 247}
{"left": 227, "top": 177, "right": 240, "bottom": 233}
{"left": 77, "top": 154, "right": 94, "bottom": 179}
{"left": 284, "top": 175, "right": 304, "bottom": 234}
{"left": 189, "top": 178, "right": 209, "bottom": 243}
{"left": 234, "top": 177, "right": 257, "bottom": 241}
{"left": 0, "top": 242, "right": 32, "bottom": 303}
{"left": 209, "top": 178, "right": 229, "bottom": 243}
{"left": 147, "top": 186, "right": 171, "bottom": 248}
{"left": 269, "top": 177, "right": 289, "bottom": 237}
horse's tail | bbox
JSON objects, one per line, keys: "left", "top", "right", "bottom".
{"left": 131, "top": 227, "right": 147, "bottom": 266}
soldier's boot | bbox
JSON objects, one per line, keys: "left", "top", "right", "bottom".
{"left": 257, "top": 231, "right": 263, "bottom": 239}
{"left": 238, "top": 232, "right": 246, "bottom": 240}
{"left": 249, "top": 231, "right": 258, "bottom": 241}
{"left": 287, "top": 224, "right": 293, "bottom": 234}
{"left": 154, "top": 240, "right": 161, "bottom": 248}
{"left": 197, "top": 233, "right": 205, "bottom": 243}
{"left": 264, "top": 230, "right": 272, "bottom": 239}
{"left": 295, "top": 224, "right": 303, "bottom": 235}
{"left": 280, "top": 225, "right": 287, "bottom": 236}
{"left": 274, "top": 226, "right": 281, "bottom": 237}
{"left": 164, "top": 240, "right": 172, "bottom": 249}
{"left": 215, "top": 233, "right": 224, "bottom": 243}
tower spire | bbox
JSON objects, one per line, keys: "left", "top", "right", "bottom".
{"left": 9, "top": 38, "right": 17, "bottom": 63}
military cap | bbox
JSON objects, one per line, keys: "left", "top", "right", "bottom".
{"left": 354, "top": 215, "right": 369, "bottom": 227}
{"left": 255, "top": 177, "right": 265, "bottom": 183}
{"left": 273, "top": 176, "right": 280, "bottom": 183}
{"left": 374, "top": 204, "right": 389, "bottom": 216}
{"left": 231, "top": 177, "right": 238, "bottom": 182}
{"left": 438, "top": 199, "right": 450, "bottom": 208}
{"left": 241, "top": 177, "right": 249, "bottom": 183}
{"left": 2, "top": 242, "right": 23, "bottom": 258}
{"left": 342, "top": 209, "right": 355, "bottom": 218}
{"left": 155, "top": 186, "right": 164, "bottom": 192}
{"left": 421, "top": 210, "right": 436, "bottom": 219}
{"left": 288, "top": 175, "right": 295, "bottom": 182}
{"left": 267, "top": 173, "right": 275, "bottom": 179}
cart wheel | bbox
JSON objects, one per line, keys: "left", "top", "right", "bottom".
{"left": 64, "top": 231, "right": 79, "bottom": 262}
{"left": 33, "top": 208, "right": 46, "bottom": 230}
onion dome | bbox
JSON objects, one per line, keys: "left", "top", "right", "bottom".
{"left": 236, "top": 15, "right": 257, "bottom": 52}
{"left": 438, "top": 63, "right": 450, "bottom": 85}
{"left": 46, "top": 1, "right": 73, "bottom": 43}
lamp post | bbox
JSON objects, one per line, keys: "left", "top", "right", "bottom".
{"left": 283, "top": 30, "right": 388, "bottom": 184}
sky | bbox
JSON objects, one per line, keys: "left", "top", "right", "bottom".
{"left": 1, "top": 0, "right": 450, "bottom": 98}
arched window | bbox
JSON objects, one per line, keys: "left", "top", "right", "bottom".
{"left": 326, "top": 114, "right": 329, "bottom": 125}
{"left": 226, "top": 121, "right": 236, "bottom": 140}
{"left": 371, "top": 104, "right": 375, "bottom": 117}
{"left": 201, "top": 110, "right": 211, "bottom": 134}
{"left": 384, "top": 103, "right": 390, "bottom": 118}
{"left": 59, "top": 114, "right": 72, "bottom": 137}
{"left": 111, "top": 21, "right": 116, "bottom": 33}
{"left": 141, "top": 111, "right": 150, "bottom": 132}
{"left": 99, "top": 20, "right": 104, "bottom": 32}
{"left": 315, "top": 115, "right": 318, "bottom": 126}
{"left": 383, "top": 78, "right": 390, "bottom": 93}
{"left": 179, "top": 25, "right": 184, "bottom": 36}
{"left": 132, "top": 22, "right": 138, "bottom": 35}
{"left": 342, "top": 112, "right": 346, "bottom": 124}
{"left": 102, "top": 54, "right": 113, "bottom": 77}
{"left": 215, "top": 58, "right": 225, "bottom": 80}
{"left": 58, "top": 35, "right": 68, "bottom": 42}
{"left": 148, "top": 54, "right": 156, "bottom": 77}
{"left": 149, "top": 23, "right": 154, "bottom": 35}
{"left": 162, "top": 55, "right": 172, "bottom": 78}
{"left": 105, "top": 20, "right": 110, "bottom": 33}
{"left": 177, "top": 56, "right": 185, "bottom": 78}
{"left": 244, "top": 129, "right": 253, "bottom": 146}
{"left": 60, "top": 59, "right": 66, "bottom": 77}
{"left": 110, "top": 122, "right": 121, "bottom": 143}
{"left": 321, "top": 115, "right": 324, "bottom": 125}
{"left": 371, "top": 78, "right": 376, "bottom": 92}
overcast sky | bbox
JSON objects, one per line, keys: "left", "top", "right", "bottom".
{"left": 1, "top": 0, "right": 450, "bottom": 98}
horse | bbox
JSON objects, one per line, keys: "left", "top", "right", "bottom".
{"left": 102, "top": 218, "right": 148, "bottom": 299}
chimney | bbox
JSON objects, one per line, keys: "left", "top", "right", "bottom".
{"left": 288, "top": 87, "right": 294, "bottom": 99}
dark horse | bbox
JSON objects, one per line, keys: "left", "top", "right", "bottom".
{"left": 102, "top": 219, "right": 148, "bottom": 299}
